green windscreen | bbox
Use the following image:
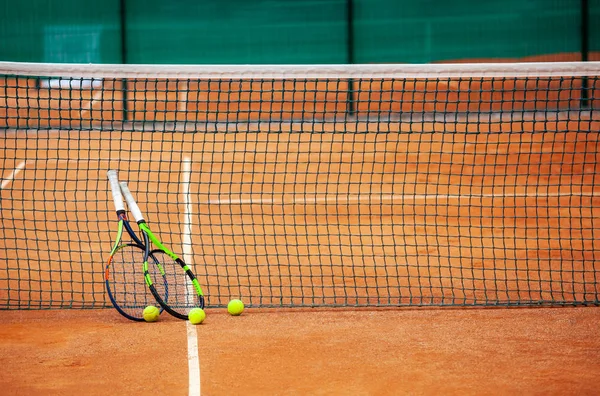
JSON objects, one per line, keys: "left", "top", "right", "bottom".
{"left": 0, "top": 0, "right": 596, "bottom": 65}
{"left": 590, "top": 0, "right": 600, "bottom": 59}
{"left": 353, "top": 0, "right": 582, "bottom": 63}
{"left": 0, "top": 0, "right": 121, "bottom": 63}
{"left": 125, "top": 0, "right": 348, "bottom": 64}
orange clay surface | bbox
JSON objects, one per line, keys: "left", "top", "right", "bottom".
{"left": 0, "top": 307, "right": 599, "bottom": 395}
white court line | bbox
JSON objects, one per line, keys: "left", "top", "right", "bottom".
{"left": 1, "top": 161, "right": 26, "bottom": 189}
{"left": 37, "top": 157, "right": 147, "bottom": 164}
{"left": 179, "top": 81, "right": 189, "bottom": 112}
{"left": 182, "top": 157, "right": 195, "bottom": 302}
{"left": 182, "top": 156, "right": 201, "bottom": 396}
{"left": 13, "top": 156, "right": 157, "bottom": 166}
{"left": 202, "top": 191, "right": 600, "bottom": 206}
{"left": 186, "top": 322, "right": 201, "bottom": 396}
{"left": 80, "top": 88, "right": 104, "bottom": 119}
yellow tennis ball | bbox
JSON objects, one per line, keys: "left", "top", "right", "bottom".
{"left": 227, "top": 299, "right": 244, "bottom": 316}
{"left": 143, "top": 305, "right": 160, "bottom": 322}
{"left": 188, "top": 308, "right": 206, "bottom": 325}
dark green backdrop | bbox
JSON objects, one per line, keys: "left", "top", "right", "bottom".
{"left": 0, "top": 0, "right": 597, "bottom": 64}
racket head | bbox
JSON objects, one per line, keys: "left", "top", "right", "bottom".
{"left": 145, "top": 249, "right": 205, "bottom": 320}
{"left": 105, "top": 243, "right": 167, "bottom": 321}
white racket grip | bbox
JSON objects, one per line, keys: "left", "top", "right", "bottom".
{"left": 119, "top": 182, "right": 145, "bottom": 223}
{"left": 107, "top": 170, "right": 125, "bottom": 212}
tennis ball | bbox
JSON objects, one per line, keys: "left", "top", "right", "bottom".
{"left": 227, "top": 299, "right": 244, "bottom": 316}
{"left": 143, "top": 305, "right": 160, "bottom": 322}
{"left": 188, "top": 308, "right": 206, "bottom": 325}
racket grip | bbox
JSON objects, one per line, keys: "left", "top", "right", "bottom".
{"left": 119, "top": 182, "right": 145, "bottom": 223}
{"left": 107, "top": 170, "right": 125, "bottom": 212}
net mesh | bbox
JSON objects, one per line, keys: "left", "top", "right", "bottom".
{"left": 1, "top": 61, "right": 600, "bottom": 309}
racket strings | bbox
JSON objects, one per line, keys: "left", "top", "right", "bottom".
{"left": 148, "top": 250, "right": 200, "bottom": 315}
{"left": 107, "top": 244, "right": 160, "bottom": 317}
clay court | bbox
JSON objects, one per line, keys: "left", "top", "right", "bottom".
{"left": 2, "top": 307, "right": 600, "bottom": 395}
{"left": 1, "top": 62, "right": 600, "bottom": 394}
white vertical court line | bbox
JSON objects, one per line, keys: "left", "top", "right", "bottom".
{"left": 182, "top": 157, "right": 195, "bottom": 304}
{"left": 182, "top": 156, "right": 201, "bottom": 396}
{"left": 179, "top": 80, "right": 189, "bottom": 112}
{"left": 186, "top": 321, "right": 201, "bottom": 396}
{"left": 80, "top": 89, "right": 104, "bottom": 120}
{"left": 1, "top": 161, "right": 26, "bottom": 189}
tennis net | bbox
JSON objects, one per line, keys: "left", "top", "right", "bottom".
{"left": 1, "top": 61, "right": 600, "bottom": 309}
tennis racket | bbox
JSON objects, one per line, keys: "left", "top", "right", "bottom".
{"left": 105, "top": 170, "right": 166, "bottom": 321}
{"left": 119, "top": 181, "right": 206, "bottom": 320}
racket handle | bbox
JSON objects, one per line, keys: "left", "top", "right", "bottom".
{"left": 119, "top": 182, "right": 145, "bottom": 223}
{"left": 107, "top": 170, "right": 125, "bottom": 212}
